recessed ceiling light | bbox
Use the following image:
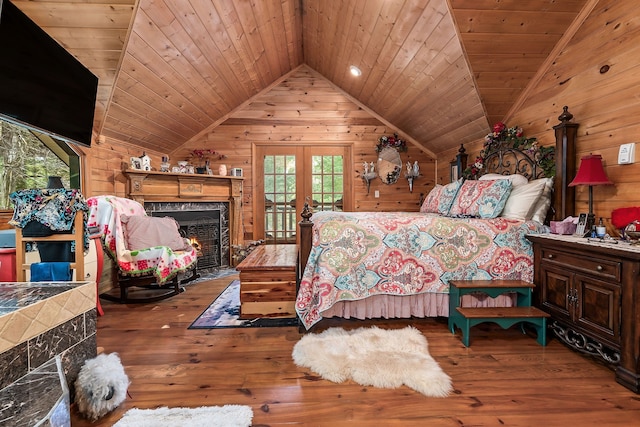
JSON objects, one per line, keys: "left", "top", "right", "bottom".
{"left": 349, "top": 65, "right": 362, "bottom": 77}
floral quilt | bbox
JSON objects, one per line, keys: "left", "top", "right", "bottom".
{"left": 9, "top": 188, "right": 90, "bottom": 251}
{"left": 296, "top": 211, "right": 544, "bottom": 329}
{"left": 86, "top": 196, "right": 197, "bottom": 284}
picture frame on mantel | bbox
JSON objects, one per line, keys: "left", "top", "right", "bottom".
{"left": 130, "top": 156, "right": 142, "bottom": 170}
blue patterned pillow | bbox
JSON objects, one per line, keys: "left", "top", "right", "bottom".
{"left": 437, "top": 180, "right": 462, "bottom": 215}
{"left": 448, "top": 179, "right": 512, "bottom": 218}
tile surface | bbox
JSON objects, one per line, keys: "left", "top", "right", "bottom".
{"left": 0, "top": 282, "right": 95, "bottom": 353}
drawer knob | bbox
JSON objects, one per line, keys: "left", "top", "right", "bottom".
{"left": 547, "top": 254, "right": 554, "bottom": 259}
{"left": 596, "top": 265, "right": 603, "bottom": 271}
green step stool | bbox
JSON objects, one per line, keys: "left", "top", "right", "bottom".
{"left": 448, "top": 280, "right": 550, "bottom": 347}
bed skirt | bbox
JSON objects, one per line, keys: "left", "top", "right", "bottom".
{"left": 319, "top": 292, "right": 516, "bottom": 320}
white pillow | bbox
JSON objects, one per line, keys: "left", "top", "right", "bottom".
{"left": 479, "top": 173, "right": 528, "bottom": 188}
{"left": 530, "top": 177, "right": 554, "bottom": 223}
{"left": 500, "top": 179, "right": 547, "bottom": 220}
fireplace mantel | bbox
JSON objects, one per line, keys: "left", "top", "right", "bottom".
{"left": 123, "top": 169, "right": 243, "bottom": 246}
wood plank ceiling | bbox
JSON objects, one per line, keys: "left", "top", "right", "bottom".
{"left": 12, "top": 0, "right": 588, "bottom": 155}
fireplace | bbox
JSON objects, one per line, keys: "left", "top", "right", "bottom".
{"left": 122, "top": 170, "right": 244, "bottom": 270}
{"left": 145, "top": 202, "right": 230, "bottom": 272}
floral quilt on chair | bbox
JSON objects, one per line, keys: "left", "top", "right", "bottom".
{"left": 87, "top": 196, "right": 197, "bottom": 284}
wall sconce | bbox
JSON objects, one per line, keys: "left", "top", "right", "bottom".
{"left": 405, "top": 161, "right": 419, "bottom": 192}
{"left": 362, "top": 161, "right": 377, "bottom": 194}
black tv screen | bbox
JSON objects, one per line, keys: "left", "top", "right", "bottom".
{"left": 0, "top": 0, "right": 98, "bottom": 147}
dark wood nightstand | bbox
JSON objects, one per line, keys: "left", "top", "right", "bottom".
{"left": 527, "top": 234, "right": 640, "bottom": 393}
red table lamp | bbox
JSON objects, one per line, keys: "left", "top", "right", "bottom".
{"left": 568, "top": 154, "right": 613, "bottom": 235}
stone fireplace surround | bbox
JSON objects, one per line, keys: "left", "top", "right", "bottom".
{"left": 123, "top": 169, "right": 244, "bottom": 265}
{"left": 146, "top": 201, "right": 230, "bottom": 270}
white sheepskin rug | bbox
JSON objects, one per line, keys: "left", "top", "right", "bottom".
{"left": 292, "top": 326, "right": 452, "bottom": 397}
{"left": 112, "top": 405, "right": 253, "bottom": 427}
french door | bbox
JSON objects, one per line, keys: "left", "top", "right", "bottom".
{"left": 254, "top": 144, "right": 352, "bottom": 244}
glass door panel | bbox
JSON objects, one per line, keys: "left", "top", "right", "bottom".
{"left": 255, "top": 144, "right": 351, "bottom": 244}
{"left": 311, "top": 154, "right": 344, "bottom": 212}
{"left": 263, "top": 154, "right": 297, "bottom": 244}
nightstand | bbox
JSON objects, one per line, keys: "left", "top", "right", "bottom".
{"left": 527, "top": 234, "right": 640, "bottom": 393}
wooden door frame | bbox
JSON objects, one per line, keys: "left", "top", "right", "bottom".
{"left": 252, "top": 142, "right": 353, "bottom": 244}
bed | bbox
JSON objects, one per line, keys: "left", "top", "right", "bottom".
{"left": 296, "top": 115, "right": 574, "bottom": 330}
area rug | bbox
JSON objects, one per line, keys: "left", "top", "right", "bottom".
{"left": 113, "top": 405, "right": 253, "bottom": 427}
{"left": 292, "top": 325, "right": 452, "bottom": 397}
{"left": 189, "top": 280, "right": 298, "bottom": 329}
{"left": 188, "top": 267, "right": 239, "bottom": 284}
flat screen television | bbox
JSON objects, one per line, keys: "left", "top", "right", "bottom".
{"left": 0, "top": 0, "right": 98, "bottom": 147}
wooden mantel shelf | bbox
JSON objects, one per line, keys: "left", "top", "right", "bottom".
{"left": 123, "top": 168, "right": 244, "bottom": 246}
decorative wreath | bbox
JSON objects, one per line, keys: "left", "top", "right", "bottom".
{"left": 376, "top": 133, "right": 407, "bottom": 153}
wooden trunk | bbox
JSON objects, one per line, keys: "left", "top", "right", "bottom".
{"left": 236, "top": 244, "right": 297, "bottom": 318}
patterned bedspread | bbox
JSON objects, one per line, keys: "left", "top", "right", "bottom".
{"left": 296, "top": 211, "right": 544, "bottom": 329}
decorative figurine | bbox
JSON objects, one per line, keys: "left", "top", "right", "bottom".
{"left": 405, "top": 161, "right": 419, "bottom": 193}
{"left": 140, "top": 152, "right": 151, "bottom": 171}
{"left": 160, "top": 155, "right": 170, "bottom": 172}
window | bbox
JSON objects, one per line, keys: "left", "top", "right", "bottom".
{"left": 0, "top": 118, "right": 80, "bottom": 209}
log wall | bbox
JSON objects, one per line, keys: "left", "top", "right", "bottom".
{"left": 80, "top": 66, "right": 435, "bottom": 240}
{"left": 172, "top": 66, "right": 436, "bottom": 239}
{"left": 438, "top": 0, "right": 640, "bottom": 235}
{"left": 58, "top": 0, "right": 640, "bottom": 240}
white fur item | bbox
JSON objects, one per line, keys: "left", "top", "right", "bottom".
{"left": 113, "top": 405, "right": 253, "bottom": 427}
{"left": 75, "top": 352, "right": 130, "bottom": 421}
{"left": 292, "top": 326, "right": 452, "bottom": 397}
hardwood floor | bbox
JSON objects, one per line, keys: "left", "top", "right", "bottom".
{"left": 71, "top": 273, "right": 640, "bottom": 426}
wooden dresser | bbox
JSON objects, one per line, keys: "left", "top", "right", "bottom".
{"left": 527, "top": 234, "right": 640, "bottom": 393}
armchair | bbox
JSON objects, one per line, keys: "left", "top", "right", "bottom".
{"left": 86, "top": 196, "right": 198, "bottom": 303}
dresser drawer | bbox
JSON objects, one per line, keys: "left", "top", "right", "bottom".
{"left": 541, "top": 248, "right": 621, "bottom": 282}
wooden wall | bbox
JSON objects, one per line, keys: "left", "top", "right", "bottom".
{"left": 81, "top": 139, "right": 165, "bottom": 198}
{"left": 81, "top": 0, "right": 640, "bottom": 239}
{"left": 438, "top": 0, "right": 640, "bottom": 235}
{"left": 84, "top": 65, "right": 435, "bottom": 240}
{"left": 173, "top": 66, "right": 435, "bottom": 239}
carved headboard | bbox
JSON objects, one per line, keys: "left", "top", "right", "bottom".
{"left": 475, "top": 107, "right": 577, "bottom": 222}
{"left": 481, "top": 140, "right": 551, "bottom": 180}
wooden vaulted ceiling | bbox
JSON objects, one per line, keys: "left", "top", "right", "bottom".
{"left": 12, "top": 0, "right": 589, "bottom": 155}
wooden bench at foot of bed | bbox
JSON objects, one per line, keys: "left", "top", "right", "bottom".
{"left": 236, "top": 244, "right": 297, "bottom": 318}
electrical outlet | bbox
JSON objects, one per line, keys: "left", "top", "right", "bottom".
{"left": 374, "top": 190, "right": 380, "bottom": 198}
{"left": 618, "top": 143, "right": 636, "bottom": 164}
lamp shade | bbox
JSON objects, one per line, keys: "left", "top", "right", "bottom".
{"left": 568, "top": 154, "right": 613, "bottom": 187}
